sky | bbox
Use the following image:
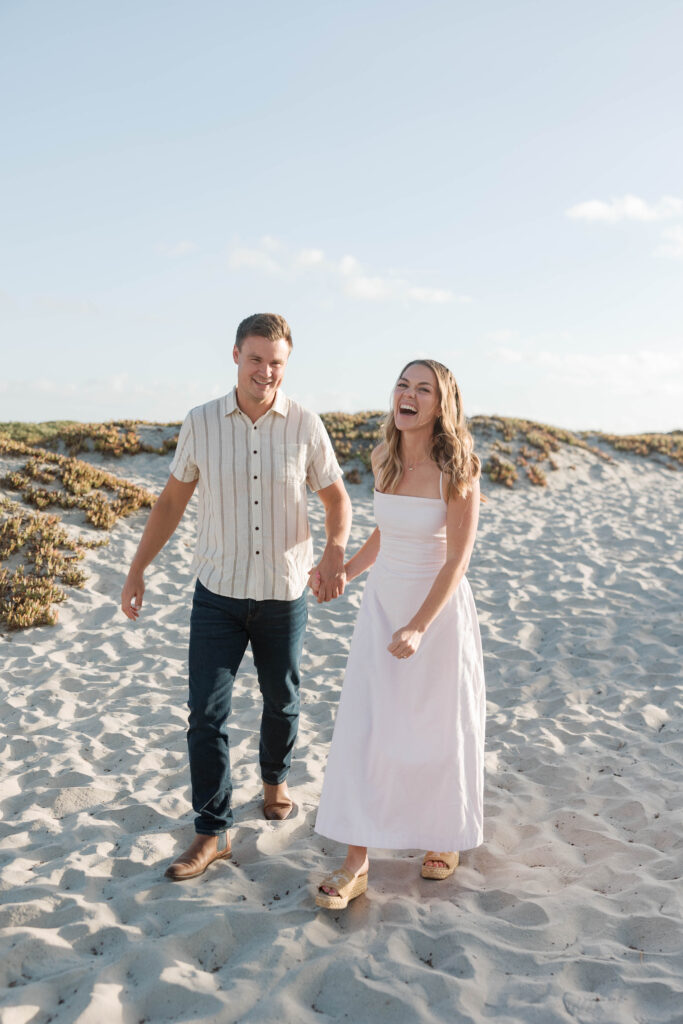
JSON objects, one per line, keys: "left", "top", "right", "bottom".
{"left": 1, "top": 0, "right": 682, "bottom": 433}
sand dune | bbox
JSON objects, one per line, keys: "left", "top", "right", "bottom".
{"left": 1, "top": 441, "right": 682, "bottom": 1023}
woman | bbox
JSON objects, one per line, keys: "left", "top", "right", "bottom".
{"left": 313, "top": 358, "right": 485, "bottom": 909}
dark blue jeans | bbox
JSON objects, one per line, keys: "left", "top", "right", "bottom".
{"left": 187, "top": 579, "right": 308, "bottom": 835}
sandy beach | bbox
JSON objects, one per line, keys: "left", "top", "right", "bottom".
{"left": 1, "top": 434, "right": 682, "bottom": 1024}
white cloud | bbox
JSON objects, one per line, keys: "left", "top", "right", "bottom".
{"left": 407, "top": 286, "right": 462, "bottom": 304}
{"left": 32, "top": 377, "right": 58, "bottom": 393}
{"left": 654, "top": 226, "right": 683, "bottom": 259}
{"left": 296, "top": 248, "right": 325, "bottom": 266}
{"left": 492, "top": 347, "right": 683, "bottom": 398}
{"left": 494, "top": 346, "right": 524, "bottom": 364}
{"left": 566, "top": 195, "right": 683, "bottom": 223}
{"left": 541, "top": 350, "right": 683, "bottom": 398}
{"left": 487, "top": 329, "right": 520, "bottom": 344}
{"left": 345, "top": 274, "right": 394, "bottom": 301}
{"left": 160, "top": 240, "right": 199, "bottom": 258}
{"left": 226, "top": 238, "right": 469, "bottom": 305}
{"left": 337, "top": 259, "right": 469, "bottom": 304}
{"left": 227, "top": 246, "right": 284, "bottom": 275}
{"left": 339, "top": 255, "right": 361, "bottom": 276}
{"left": 33, "top": 295, "right": 100, "bottom": 317}
{"left": 0, "top": 373, "right": 218, "bottom": 421}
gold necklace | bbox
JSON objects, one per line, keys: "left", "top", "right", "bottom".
{"left": 405, "top": 453, "right": 430, "bottom": 471}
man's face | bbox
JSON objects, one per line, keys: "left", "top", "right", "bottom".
{"left": 233, "top": 335, "right": 291, "bottom": 407}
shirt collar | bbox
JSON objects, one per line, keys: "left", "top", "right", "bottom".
{"left": 223, "top": 386, "right": 289, "bottom": 418}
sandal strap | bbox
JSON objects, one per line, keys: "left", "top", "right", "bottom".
{"left": 423, "top": 851, "right": 457, "bottom": 866}
{"left": 319, "top": 866, "right": 357, "bottom": 896}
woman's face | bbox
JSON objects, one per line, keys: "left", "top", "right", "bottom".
{"left": 393, "top": 363, "right": 440, "bottom": 434}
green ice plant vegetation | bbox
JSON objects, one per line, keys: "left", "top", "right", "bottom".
{"left": 585, "top": 430, "right": 682, "bottom": 467}
{"left": 0, "top": 497, "right": 108, "bottom": 630}
{"left": 525, "top": 464, "right": 548, "bottom": 487}
{"left": 482, "top": 453, "right": 518, "bottom": 488}
{"left": 1, "top": 415, "right": 678, "bottom": 630}
{"left": 0, "top": 434, "right": 157, "bottom": 631}
{"left": 0, "top": 437, "right": 156, "bottom": 529}
{"left": 0, "top": 420, "right": 180, "bottom": 457}
{"left": 319, "top": 413, "right": 682, "bottom": 485}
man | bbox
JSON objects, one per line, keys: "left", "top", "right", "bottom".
{"left": 121, "top": 313, "right": 351, "bottom": 880}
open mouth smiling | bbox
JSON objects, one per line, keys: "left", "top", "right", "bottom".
{"left": 398, "top": 403, "right": 418, "bottom": 416}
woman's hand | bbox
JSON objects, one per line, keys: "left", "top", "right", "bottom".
{"left": 308, "top": 565, "right": 349, "bottom": 601}
{"left": 387, "top": 625, "right": 424, "bottom": 660}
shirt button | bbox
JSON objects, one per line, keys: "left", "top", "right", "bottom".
{"left": 255, "top": 526, "right": 259, "bottom": 530}
{"left": 255, "top": 550, "right": 260, "bottom": 555}
{"left": 253, "top": 450, "right": 257, "bottom": 454}
{"left": 253, "top": 476, "right": 257, "bottom": 480}
{"left": 254, "top": 500, "right": 258, "bottom": 504}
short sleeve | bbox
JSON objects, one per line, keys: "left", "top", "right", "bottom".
{"left": 169, "top": 411, "right": 199, "bottom": 483}
{"left": 306, "top": 415, "right": 343, "bottom": 492}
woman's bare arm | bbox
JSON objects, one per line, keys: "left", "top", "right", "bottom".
{"left": 387, "top": 478, "right": 480, "bottom": 659}
{"left": 344, "top": 527, "right": 381, "bottom": 582}
{"left": 309, "top": 445, "right": 385, "bottom": 595}
{"left": 344, "top": 443, "right": 386, "bottom": 581}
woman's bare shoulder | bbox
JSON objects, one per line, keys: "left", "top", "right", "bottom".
{"left": 371, "top": 442, "right": 387, "bottom": 470}
{"left": 446, "top": 472, "right": 481, "bottom": 509}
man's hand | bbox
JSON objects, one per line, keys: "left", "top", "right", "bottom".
{"left": 118, "top": 474, "right": 196, "bottom": 623}
{"left": 307, "top": 569, "right": 321, "bottom": 597}
{"left": 308, "top": 551, "right": 346, "bottom": 603}
{"left": 314, "top": 479, "right": 351, "bottom": 603}
{"left": 387, "top": 625, "right": 424, "bottom": 660}
{"left": 121, "top": 569, "right": 145, "bottom": 620}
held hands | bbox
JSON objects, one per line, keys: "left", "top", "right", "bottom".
{"left": 307, "top": 557, "right": 347, "bottom": 603}
{"left": 121, "top": 570, "right": 145, "bottom": 620}
{"left": 307, "top": 569, "right": 320, "bottom": 595}
{"left": 387, "top": 624, "right": 424, "bottom": 660}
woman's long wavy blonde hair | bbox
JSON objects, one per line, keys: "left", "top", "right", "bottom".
{"left": 376, "top": 359, "right": 481, "bottom": 501}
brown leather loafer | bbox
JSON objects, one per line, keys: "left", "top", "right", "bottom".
{"left": 263, "top": 782, "right": 294, "bottom": 821}
{"left": 165, "top": 832, "right": 231, "bottom": 881}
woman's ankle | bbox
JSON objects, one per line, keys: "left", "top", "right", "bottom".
{"left": 343, "top": 847, "right": 369, "bottom": 876}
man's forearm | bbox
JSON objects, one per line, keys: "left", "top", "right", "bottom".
{"left": 129, "top": 496, "right": 186, "bottom": 574}
{"left": 322, "top": 494, "right": 352, "bottom": 561}
{"left": 311, "top": 490, "right": 352, "bottom": 602}
{"left": 122, "top": 476, "right": 195, "bottom": 620}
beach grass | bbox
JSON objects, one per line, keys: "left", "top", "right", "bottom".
{"left": 0, "top": 415, "right": 679, "bottom": 630}
{"left": 0, "top": 497, "right": 108, "bottom": 629}
{"left": 0, "top": 420, "right": 180, "bottom": 457}
{"left": 2, "top": 415, "right": 680, "bottom": 472}
{"left": 0, "top": 420, "right": 81, "bottom": 446}
{"left": 0, "top": 434, "right": 156, "bottom": 629}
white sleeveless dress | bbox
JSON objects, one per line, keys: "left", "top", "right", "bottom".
{"left": 315, "top": 482, "right": 485, "bottom": 851}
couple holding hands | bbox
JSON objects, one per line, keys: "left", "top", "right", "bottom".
{"left": 121, "top": 313, "right": 485, "bottom": 910}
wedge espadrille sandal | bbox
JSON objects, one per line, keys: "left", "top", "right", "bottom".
{"left": 421, "top": 851, "right": 459, "bottom": 880}
{"left": 315, "top": 866, "right": 369, "bottom": 909}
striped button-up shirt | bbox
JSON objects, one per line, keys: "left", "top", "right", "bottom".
{"left": 169, "top": 387, "right": 343, "bottom": 601}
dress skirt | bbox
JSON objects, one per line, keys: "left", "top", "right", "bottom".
{"left": 315, "top": 490, "right": 486, "bottom": 851}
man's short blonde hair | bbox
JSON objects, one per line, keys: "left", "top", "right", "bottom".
{"left": 235, "top": 313, "right": 292, "bottom": 350}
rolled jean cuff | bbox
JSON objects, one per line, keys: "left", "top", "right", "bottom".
{"left": 195, "top": 828, "right": 228, "bottom": 836}
{"left": 261, "top": 770, "right": 290, "bottom": 785}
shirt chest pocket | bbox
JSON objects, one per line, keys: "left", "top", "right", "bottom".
{"left": 274, "top": 443, "right": 307, "bottom": 486}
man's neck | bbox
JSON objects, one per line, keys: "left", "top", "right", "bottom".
{"left": 235, "top": 387, "right": 277, "bottom": 424}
